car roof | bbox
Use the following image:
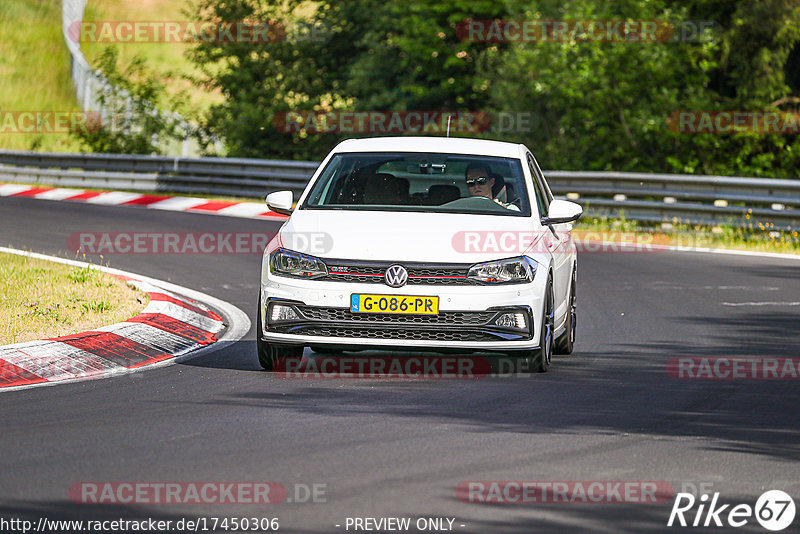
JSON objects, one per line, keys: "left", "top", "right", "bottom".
{"left": 331, "top": 137, "right": 524, "bottom": 158}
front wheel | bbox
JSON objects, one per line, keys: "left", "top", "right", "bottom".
{"left": 530, "top": 280, "right": 554, "bottom": 373}
{"left": 257, "top": 297, "right": 303, "bottom": 370}
{"left": 514, "top": 278, "right": 554, "bottom": 373}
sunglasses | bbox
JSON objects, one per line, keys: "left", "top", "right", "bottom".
{"left": 466, "top": 176, "right": 489, "bottom": 187}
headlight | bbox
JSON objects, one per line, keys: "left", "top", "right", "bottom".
{"left": 467, "top": 256, "right": 537, "bottom": 284}
{"left": 269, "top": 248, "right": 328, "bottom": 278}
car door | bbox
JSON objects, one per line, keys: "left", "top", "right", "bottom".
{"left": 526, "top": 153, "right": 571, "bottom": 326}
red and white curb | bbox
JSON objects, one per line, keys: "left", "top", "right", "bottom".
{"left": 0, "top": 183, "right": 288, "bottom": 221}
{"left": 0, "top": 248, "right": 250, "bottom": 392}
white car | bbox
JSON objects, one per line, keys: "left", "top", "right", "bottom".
{"left": 258, "top": 137, "right": 582, "bottom": 372}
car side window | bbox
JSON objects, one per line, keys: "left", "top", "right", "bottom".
{"left": 527, "top": 153, "right": 549, "bottom": 217}
{"left": 530, "top": 154, "right": 554, "bottom": 203}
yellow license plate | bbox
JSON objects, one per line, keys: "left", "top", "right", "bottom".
{"left": 350, "top": 294, "right": 439, "bottom": 315}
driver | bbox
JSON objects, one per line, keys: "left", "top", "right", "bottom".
{"left": 464, "top": 163, "right": 495, "bottom": 199}
{"left": 464, "top": 162, "right": 520, "bottom": 211}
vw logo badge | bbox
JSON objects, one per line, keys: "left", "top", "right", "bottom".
{"left": 385, "top": 264, "right": 408, "bottom": 288}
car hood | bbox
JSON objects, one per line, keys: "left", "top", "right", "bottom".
{"left": 280, "top": 209, "right": 544, "bottom": 263}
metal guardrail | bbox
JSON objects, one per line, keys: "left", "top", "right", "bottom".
{"left": 0, "top": 149, "right": 797, "bottom": 230}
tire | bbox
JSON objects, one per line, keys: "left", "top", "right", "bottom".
{"left": 514, "top": 277, "right": 554, "bottom": 374}
{"left": 555, "top": 266, "right": 577, "bottom": 355}
{"left": 530, "top": 279, "right": 554, "bottom": 373}
{"left": 256, "top": 297, "right": 303, "bottom": 371}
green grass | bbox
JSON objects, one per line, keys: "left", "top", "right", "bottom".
{"left": 0, "top": 0, "right": 84, "bottom": 152}
{"left": 67, "top": 265, "right": 101, "bottom": 284}
{"left": 574, "top": 215, "right": 800, "bottom": 255}
{"left": 0, "top": 252, "right": 148, "bottom": 345}
{"left": 0, "top": 0, "right": 221, "bottom": 153}
{"left": 82, "top": 0, "right": 223, "bottom": 114}
{"left": 81, "top": 299, "right": 113, "bottom": 313}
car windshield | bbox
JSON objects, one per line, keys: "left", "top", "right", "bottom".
{"left": 302, "top": 152, "right": 530, "bottom": 216}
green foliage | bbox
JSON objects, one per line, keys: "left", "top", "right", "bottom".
{"left": 186, "top": 0, "right": 507, "bottom": 158}
{"left": 71, "top": 47, "right": 191, "bottom": 155}
{"left": 81, "top": 300, "right": 113, "bottom": 314}
{"left": 487, "top": 0, "right": 719, "bottom": 171}
{"left": 0, "top": 0, "right": 85, "bottom": 152}
{"left": 184, "top": 0, "right": 800, "bottom": 178}
{"left": 342, "top": 1, "right": 509, "bottom": 110}
{"left": 486, "top": 0, "right": 800, "bottom": 176}
{"left": 68, "top": 266, "right": 99, "bottom": 284}
{"left": 186, "top": 0, "right": 338, "bottom": 159}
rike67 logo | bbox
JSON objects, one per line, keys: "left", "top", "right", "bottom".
{"left": 668, "top": 490, "right": 795, "bottom": 531}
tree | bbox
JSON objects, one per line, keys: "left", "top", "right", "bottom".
{"left": 187, "top": 0, "right": 510, "bottom": 159}
{"left": 486, "top": 0, "right": 800, "bottom": 177}
{"left": 72, "top": 47, "right": 190, "bottom": 155}
{"left": 185, "top": 0, "right": 800, "bottom": 177}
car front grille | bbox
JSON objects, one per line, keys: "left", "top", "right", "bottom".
{"left": 296, "top": 306, "right": 495, "bottom": 325}
{"left": 267, "top": 304, "right": 531, "bottom": 342}
{"left": 286, "top": 325, "right": 502, "bottom": 342}
{"left": 320, "top": 261, "right": 473, "bottom": 286}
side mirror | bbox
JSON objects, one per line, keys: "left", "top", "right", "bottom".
{"left": 541, "top": 199, "right": 582, "bottom": 225}
{"left": 266, "top": 191, "right": 294, "bottom": 216}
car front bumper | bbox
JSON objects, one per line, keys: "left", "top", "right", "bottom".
{"left": 260, "top": 268, "right": 547, "bottom": 351}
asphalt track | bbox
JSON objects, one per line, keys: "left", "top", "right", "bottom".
{"left": 1, "top": 195, "right": 799, "bottom": 533}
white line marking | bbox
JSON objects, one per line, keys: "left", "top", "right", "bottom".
{"left": 722, "top": 301, "right": 800, "bottom": 307}
{"left": 216, "top": 202, "right": 269, "bottom": 217}
{"left": 141, "top": 299, "right": 224, "bottom": 332}
{"left": 34, "top": 188, "right": 89, "bottom": 200}
{"left": 85, "top": 191, "right": 144, "bottom": 205}
{"left": 584, "top": 240, "right": 800, "bottom": 261}
{"left": 124, "top": 280, "right": 182, "bottom": 300}
{"left": 704, "top": 286, "right": 781, "bottom": 291}
{"left": 146, "top": 197, "right": 209, "bottom": 211}
{"left": 1, "top": 182, "right": 289, "bottom": 222}
{"left": 0, "top": 184, "right": 31, "bottom": 196}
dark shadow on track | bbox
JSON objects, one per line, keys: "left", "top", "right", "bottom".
{"left": 181, "top": 324, "right": 799, "bottom": 464}
{"left": 733, "top": 264, "right": 800, "bottom": 281}
{"left": 181, "top": 341, "right": 538, "bottom": 376}
{"left": 172, "top": 303, "right": 800, "bottom": 465}
{"left": 640, "top": 310, "right": 800, "bottom": 357}
{"left": 179, "top": 340, "right": 263, "bottom": 371}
